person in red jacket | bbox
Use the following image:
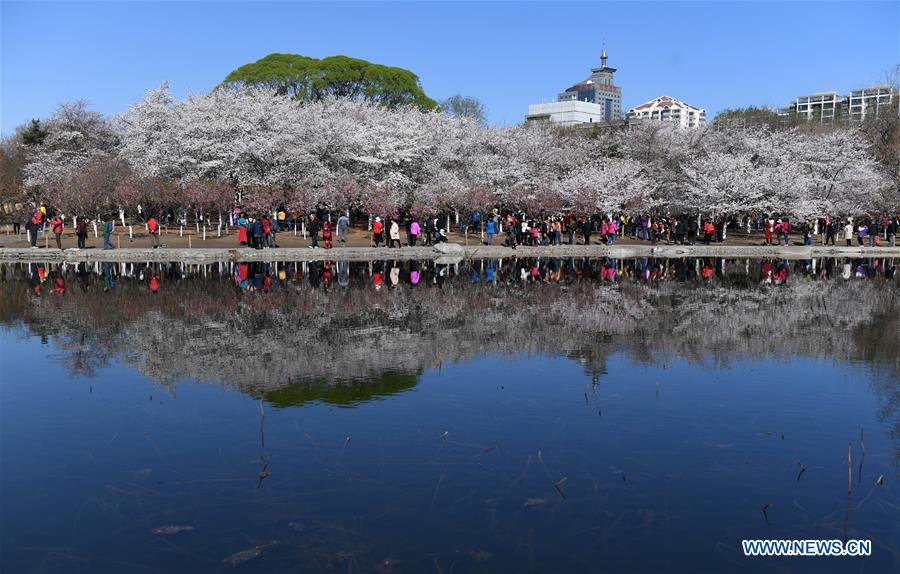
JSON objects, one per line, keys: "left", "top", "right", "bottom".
{"left": 322, "top": 221, "right": 333, "bottom": 249}
{"left": 372, "top": 217, "right": 384, "bottom": 247}
{"left": 147, "top": 216, "right": 160, "bottom": 248}
{"left": 702, "top": 221, "right": 716, "bottom": 244}
{"left": 51, "top": 215, "right": 64, "bottom": 249}
{"left": 261, "top": 216, "right": 272, "bottom": 248}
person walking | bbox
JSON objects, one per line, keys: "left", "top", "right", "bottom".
{"left": 372, "top": 217, "right": 383, "bottom": 247}
{"left": 887, "top": 216, "right": 897, "bottom": 247}
{"left": 103, "top": 220, "right": 114, "bottom": 250}
{"left": 485, "top": 218, "right": 496, "bottom": 245}
{"left": 337, "top": 213, "right": 349, "bottom": 245}
{"left": 51, "top": 214, "right": 64, "bottom": 249}
{"left": 389, "top": 219, "right": 401, "bottom": 248}
{"left": 76, "top": 218, "right": 88, "bottom": 248}
{"left": 147, "top": 215, "right": 160, "bottom": 248}
{"left": 409, "top": 219, "right": 420, "bottom": 246}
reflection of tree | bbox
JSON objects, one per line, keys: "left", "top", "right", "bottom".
{"left": 1, "top": 260, "right": 897, "bottom": 436}
{"left": 255, "top": 372, "right": 420, "bottom": 408}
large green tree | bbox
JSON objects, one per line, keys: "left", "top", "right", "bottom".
{"left": 222, "top": 53, "right": 437, "bottom": 110}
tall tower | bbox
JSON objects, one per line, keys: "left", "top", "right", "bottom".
{"left": 554, "top": 45, "right": 622, "bottom": 122}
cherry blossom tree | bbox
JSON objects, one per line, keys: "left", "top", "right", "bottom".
{"left": 23, "top": 83, "right": 896, "bottom": 222}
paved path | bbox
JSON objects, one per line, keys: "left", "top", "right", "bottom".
{"left": 1, "top": 244, "right": 897, "bottom": 263}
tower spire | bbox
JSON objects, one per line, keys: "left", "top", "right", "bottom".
{"left": 601, "top": 44, "right": 607, "bottom": 67}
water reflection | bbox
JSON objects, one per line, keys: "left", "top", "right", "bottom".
{"left": 1, "top": 257, "right": 897, "bottom": 387}
{"left": 256, "top": 372, "right": 421, "bottom": 408}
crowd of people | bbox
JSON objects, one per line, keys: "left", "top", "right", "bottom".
{"left": 10, "top": 202, "right": 900, "bottom": 250}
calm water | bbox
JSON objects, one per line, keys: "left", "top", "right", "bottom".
{"left": 1, "top": 257, "right": 898, "bottom": 574}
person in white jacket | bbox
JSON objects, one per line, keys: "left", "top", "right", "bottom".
{"left": 844, "top": 220, "right": 854, "bottom": 246}
{"left": 389, "top": 219, "right": 401, "bottom": 248}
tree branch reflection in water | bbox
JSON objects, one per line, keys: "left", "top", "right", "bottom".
{"left": 0, "top": 257, "right": 896, "bottom": 424}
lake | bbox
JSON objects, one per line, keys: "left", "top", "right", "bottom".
{"left": 1, "top": 257, "right": 898, "bottom": 573}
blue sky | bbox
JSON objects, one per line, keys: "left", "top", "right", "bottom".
{"left": 2, "top": 1, "right": 898, "bottom": 134}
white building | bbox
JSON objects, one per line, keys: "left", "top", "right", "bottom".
{"left": 525, "top": 47, "right": 623, "bottom": 125}
{"left": 525, "top": 100, "right": 611, "bottom": 125}
{"left": 848, "top": 85, "right": 897, "bottom": 122}
{"left": 792, "top": 92, "right": 845, "bottom": 123}
{"left": 627, "top": 96, "right": 706, "bottom": 128}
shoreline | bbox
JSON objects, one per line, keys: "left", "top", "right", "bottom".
{"left": 1, "top": 244, "right": 898, "bottom": 263}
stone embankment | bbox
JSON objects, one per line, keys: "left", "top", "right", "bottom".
{"left": 1, "top": 243, "right": 897, "bottom": 263}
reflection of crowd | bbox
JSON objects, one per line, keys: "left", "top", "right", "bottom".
{"left": 16, "top": 257, "right": 898, "bottom": 300}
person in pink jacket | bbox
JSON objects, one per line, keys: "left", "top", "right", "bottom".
{"left": 409, "top": 219, "right": 421, "bottom": 246}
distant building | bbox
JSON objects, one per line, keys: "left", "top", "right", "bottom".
{"left": 848, "top": 85, "right": 897, "bottom": 122}
{"left": 784, "top": 85, "right": 897, "bottom": 125}
{"left": 525, "top": 100, "right": 613, "bottom": 126}
{"left": 526, "top": 47, "right": 623, "bottom": 125}
{"left": 627, "top": 96, "right": 707, "bottom": 128}
{"left": 790, "top": 92, "right": 846, "bottom": 124}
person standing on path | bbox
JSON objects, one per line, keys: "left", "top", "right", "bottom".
{"left": 702, "top": 220, "right": 715, "bottom": 244}
{"left": 764, "top": 218, "right": 774, "bottom": 245}
{"left": 336, "top": 214, "right": 350, "bottom": 245}
{"left": 868, "top": 218, "right": 880, "bottom": 247}
{"left": 857, "top": 221, "right": 868, "bottom": 246}
{"left": 308, "top": 214, "right": 320, "bottom": 248}
{"left": 825, "top": 219, "right": 837, "bottom": 246}
{"left": 76, "top": 218, "right": 88, "bottom": 248}
{"left": 147, "top": 215, "right": 160, "bottom": 248}
{"left": 844, "top": 220, "right": 854, "bottom": 247}
{"left": 581, "top": 217, "right": 592, "bottom": 245}
{"left": 322, "top": 221, "right": 333, "bottom": 249}
{"left": 261, "top": 215, "right": 272, "bottom": 248}
{"left": 238, "top": 213, "right": 248, "bottom": 245}
{"left": 27, "top": 211, "right": 41, "bottom": 247}
{"left": 51, "top": 214, "right": 64, "bottom": 249}
{"left": 486, "top": 218, "right": 496, "bottom": 245}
